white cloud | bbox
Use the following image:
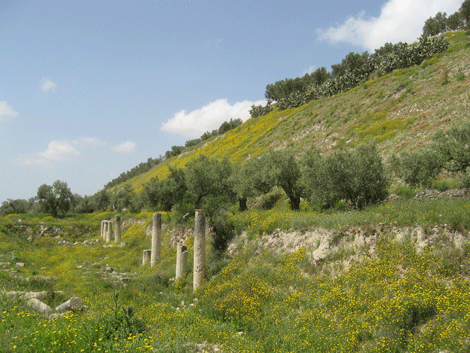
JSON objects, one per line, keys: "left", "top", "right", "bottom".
{"left": 39, "top": 140, "right": 80, "bottom": 161}
{"left": 73, "top": 137, "right": 106, "bottom": 149}
{"left": 112, "top": 141, "right": 136, "bottom": 153}
{"left": 161, "top": 98, "right": 266, "bottom": 138}
{"left": 301, "top": 65, "right": 317, "bottom": 76}
{"left": 317, "top": 0, "right": 462, "bottom": 51}
{"left": 40, "top": 78, "right": 57, "bottom": 92}
{"left": 0, "top": 101, "right": 19, "bottom": 120}
{"left": 16, "top": 137, "right": 105, "bottom": 167}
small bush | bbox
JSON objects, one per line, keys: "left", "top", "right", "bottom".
{"left": 101, "top": 292, "right": 145, "bottom": 340}
{"left": 460, "top": 167, "right": 470, "bottom": 188}
{"left": 434, "top": 121, "right": 470, "bottom": 174}
{"left": 249, "top": 101, "right": 273, "bottom": 118}
{"left": 394, "top": 184, "right": 416, "bottom": 199}
{"left": 260, "top": 191, "right": 283, "bottom": 210}
{"left": 211, "top": 217, "right": 236, "bottom": 257}
{"left": 389, "top": 148, "right": 442, "bottom": 186}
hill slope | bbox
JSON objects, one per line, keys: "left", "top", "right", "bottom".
{"left": 121, "top": 31, "right": 470, "bottom": 192}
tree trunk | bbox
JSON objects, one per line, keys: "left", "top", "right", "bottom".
{"left": 238, "top": 197, "right": 248, "bottom": 211}
{"left": 289, "top": 196, "right": 301, "bottom": 211}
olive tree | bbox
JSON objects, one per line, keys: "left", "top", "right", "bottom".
{"left": 302, "top": 144, "right": 388, "bottom": 210}
{"left": 389, "top": 149, "right": 442, "bottom": 186}
{"left": 266, "top": 150, "right": 305, "bottom": 210}
{"left": 185, "top": 155, "right": 234, "bottom": 209}
{"left": 0, "top": 199, "right": 30, "bottom": 216}
{"left": 36, "top": 180, "right": 73, "bottom": 217}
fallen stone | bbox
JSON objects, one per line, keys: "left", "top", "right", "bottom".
{"left": 15, "top": 263, "right": 25, "bottom": 268}
{"left": 0, "top": 262, "right": 10, "bottom": 267}
{"left": 27, "top": 298, "right": 53, "bottom": 313}
{"left": 55, "top": 297, "right": 83, "bottom": 312}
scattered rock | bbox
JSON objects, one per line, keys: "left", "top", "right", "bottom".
{"left": 15, "top": 263, "right": 25, "bottom": 268}
{"left": 3, "top": 291, "right": 64, "bottom": 299}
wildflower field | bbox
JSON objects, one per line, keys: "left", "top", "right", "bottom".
{"left": 1, "top": 193, "right": 470, "bottom": 352}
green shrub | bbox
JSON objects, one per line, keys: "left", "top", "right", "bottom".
{"left": 101, "top": 292, "right": 145, "bottom": 340}
{"left": 303, "top": 143, "right": 388, "bottom": 209}
{"left": 389, "top": 148, "right": 442, "bottom": 186}
{"left": 460, "top": 167, "right": 470, "bottom": 188}
{"left": 260, "top": 191, "right": 283, "bottom": 210}
{"left": 434, "top": 121, "right": 470, "bottom": 174}
{"left": 205, "top": 196, "right": 236, "bottom": 257}
{"left": 394, "top": 184, "right": 416, "bottom": 199}
{"left": 249, "top": 101, "right": 274, "bottom": 118}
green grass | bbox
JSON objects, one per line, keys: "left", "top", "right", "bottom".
{"left": 2, "top": 190, "right": 470, "bottom": 352}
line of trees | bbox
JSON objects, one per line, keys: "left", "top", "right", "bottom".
{"left": 251, "top": 35, "right": 449, "bottom": 116}
{"left": 423, "top": 0, "right": 470, "bottom": 37}
{"left": 2, "top": 120, "right": 470, "bottom": 218}
{"left": 250, "top": 1, "right": 470, "bottom": 118}
{"left": 104, "top": 118, "right": 244, "bottom": 189}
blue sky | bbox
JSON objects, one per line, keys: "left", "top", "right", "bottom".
{"left": 0, "top": 0, "right": 462, "bottom": 202}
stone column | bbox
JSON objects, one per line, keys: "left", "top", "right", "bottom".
{"left": 151, "top": 213, "right": 161, "bottom": 267}
{"left": 114, "top": 215, "right": 121, "bottom": 242}
{"left": 100, "top": 220, "right": 104, "bottom": 239}
{"left": 103, "top": 221, "right": 108, "bottom": 241}
{"left": 193, "top": 209, "right": 206, "bottom": 291}
{"left": 176, "top": 244, "right": 188, "bottom": 279}
{"left": 142, "top": 249, "right": 151, "bottom": 265}
{"left": 106, "top": 221, "right": 112, "bottom": 243}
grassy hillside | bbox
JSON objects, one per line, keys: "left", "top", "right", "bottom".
{"left": 2, "top": 31, "right": 470, "bottom": 353}
{"left": 123, "top": 30, "right": 470, "bottom": 192}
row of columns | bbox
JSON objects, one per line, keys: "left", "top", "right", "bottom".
{"left": 100, "top": 215, "right": 121, "bottom": 243}
{"left": 142, "top": 210, "right": 206, "bottom": 291}
{"left": 100, "top": 211, "right": 206, "bottom": 291}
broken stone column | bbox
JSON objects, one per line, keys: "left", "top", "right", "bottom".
{"left": 114, "top": 215, "right": 121, "bottom": 242}
{"left": 106, "top": 221, "right": 112, "bottom": 243}
{"left": 101, "top": 220, "right": 104, "bottom": 239}
{"left": 142, "top": 249, "right": 151, "bottom": 265}
{"left": 193, "top": 209, "right": 206, "bottom": 291}
{"left": 55, "top": 297, "right": 83, "bottom": 312}
{"left": 27, "top": 298, "right": 53, "bottom": 313}
{"left": 151, "top": 213, "right": 161, "bottom": 267}
{"left": 176, "top": 244, "right": 188, "bottom": 279}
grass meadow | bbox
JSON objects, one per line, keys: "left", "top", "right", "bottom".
{"left": 2, "top": 190, "right": 470, "bottom": 352}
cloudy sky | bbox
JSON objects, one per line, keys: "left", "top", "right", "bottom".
{"left": 0, "top": 0, "right": 462, "bottom": 202}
